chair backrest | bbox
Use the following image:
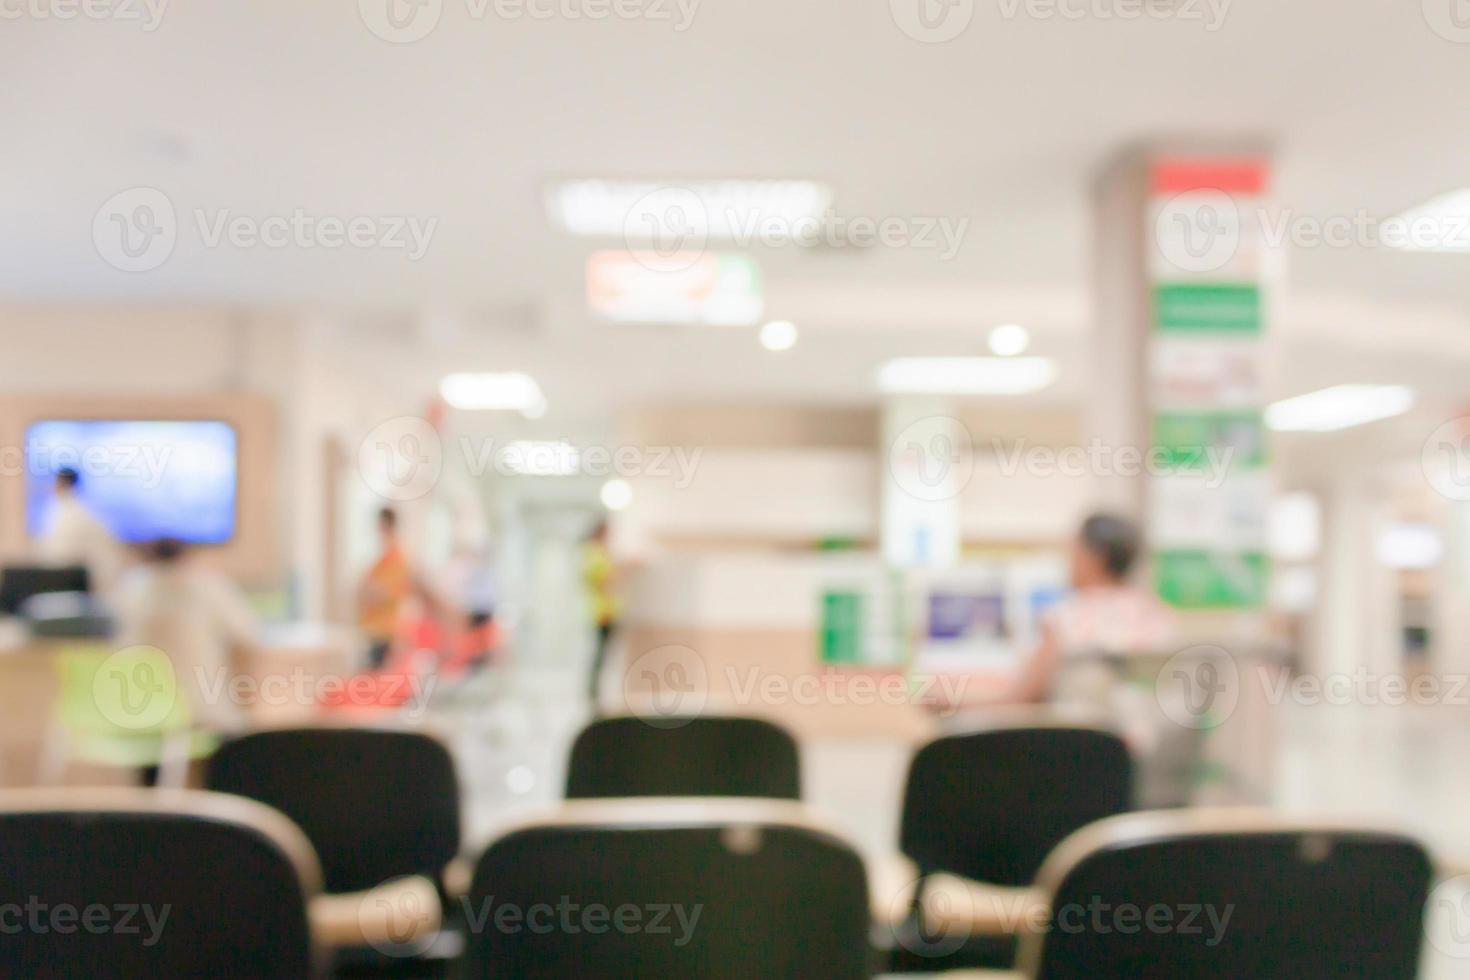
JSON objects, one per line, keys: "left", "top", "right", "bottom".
{"left": 0, "top": 788, "right": 321, "bottom": 980}
{"left": 565, "top": 715, "right": 801, "bottom": 800}
{"left": 900, "top": 725, "right": 1132, "bottom": 886}
{"left": 462, "top": 799, "right": 870, "bottom": 979}
{"left": 1019, "top": 810, "right": 1433, "bottom": 979}
{"left": 205, "top": 726, "right": 459, "bottom": 893}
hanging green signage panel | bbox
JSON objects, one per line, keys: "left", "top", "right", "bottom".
{"left": 1154, "top": 283, "right": 1261, "bottom": 333}
{"left": 1155, "top": 550, "right": 1269, "bottom": 609}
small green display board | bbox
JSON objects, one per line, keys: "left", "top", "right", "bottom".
{"left": 820, "top": 591, "right": 865, "bottom": 664}
{"left": 1151, "top": 410, "right": 1267, "bottom": 470}
{"left": 1155, "top": 550, "right": 1269, "bottom": 609}
{"left": 1154, "top": 283, "right": 1261, "bottom": 333}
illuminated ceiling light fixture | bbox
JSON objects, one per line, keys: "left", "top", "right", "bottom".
{"left": 440, "top": 372, "right": 546, "bottom": 418}
{"left": 760, "top": 320, "right": 798, "bottom": 351}
{"left": 877, "top": 356, "right": 1057, "bottom": 395}
{"left": 547, "top": 178, "right": 834, "bottom": 239}
{"left": 1385, "top": 190, "right": 1470, "bottom": 252}
{"left": 600, "top": 478, "right": 633, "bottom": 511}
{"left": 988, "top": 323, "right": 1030, "bottom": 356}
{"left": 1264, "top": 385, "right": 1414, "bottom": 432}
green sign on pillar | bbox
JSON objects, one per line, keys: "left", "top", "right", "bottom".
{"left": 1154, "top": 283, "right": 1262, "bottom": 333}
{"left": 820, "top": 591, "right": 864, "bottom": 665}
{"left": 1147, "top": 157, "right": 1271, "bottom": 611}
{"left": 1155, "top": 550, "right": 1270, "bottom": 609}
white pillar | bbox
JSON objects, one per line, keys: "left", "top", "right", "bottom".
{"left": 880, "top": 397, "right": 964, "bottom": 567}
{"left": 1309, "top": 477, "right": 1398, "bottom": 678}
{"left": 1089, "top": 153, "right": 1152, "bottom": 522}
{"left": 1433, "top": 501, "right": 1470, "bottom": 677}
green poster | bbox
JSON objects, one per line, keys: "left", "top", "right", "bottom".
{"left": 820, "top": 591, "right": 864, "bottom": 664}
{"left": 1154, "top": 283, "right": 1261, "bottom": 333}
{"left": 1155, "top": 550, "right": 1269, "bottom": 609}
{"left": 1151, "top": 410, "right": 1267, "bottom": 470}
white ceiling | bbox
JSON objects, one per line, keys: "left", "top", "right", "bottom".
{"left": 4, "top": 0, "right": 1470, "bottom": 414}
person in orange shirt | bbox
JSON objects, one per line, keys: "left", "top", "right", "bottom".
{"left": 358, "top": 507, "right": 412, "bottom": 669}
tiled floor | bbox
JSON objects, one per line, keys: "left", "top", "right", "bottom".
{"left": 436, "top": 666, "right": 1469, "bottom": 977}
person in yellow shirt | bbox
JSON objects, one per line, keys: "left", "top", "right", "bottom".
{"left": 358, "top": 507, "right": 412, "bottom": 669}
{"left": 583, "top": 520, "right": 622, "bottom": 702}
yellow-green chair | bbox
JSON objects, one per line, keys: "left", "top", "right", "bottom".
{"left": 43, "top": 645, "right": 218, "bottom": 787}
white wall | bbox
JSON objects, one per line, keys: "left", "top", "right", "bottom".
{"left": 621, "top": 443, "right": 1094, "bottom": 550}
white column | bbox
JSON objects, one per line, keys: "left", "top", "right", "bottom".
{"left": 1309, "top": 477, "right": 1398, "bottom": 678}
{"left": 1433, "top": 501, "right": 1470, "bottom": 677}
{"left": 1088, "top": 153, "right": 1152, "bottom": 522}
{"left": 880, "top": 397, "right": 964, "bottom": 567}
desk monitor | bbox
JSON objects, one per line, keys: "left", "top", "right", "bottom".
{"left": 0, "top": 565, "right": 89, "bottom": 617}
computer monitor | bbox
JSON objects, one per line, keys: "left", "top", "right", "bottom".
{"left": 0, "top": 565, "right": 89, "bottom": 617}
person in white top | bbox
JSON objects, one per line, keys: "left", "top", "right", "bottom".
{"left": 934, "top": 514, "right": 1176, "bottom": 714}
{"left": 113, "top": 538, "right": 259, "bottom": 732}
{"left": 1009, "top": 511, "right": 1176, "bottom": 704}
{"left": 36, "top": 468, "right": 124, "bottom": 596}
{"left": 1005, "top": 514, "right": 1176, "bottom": 705}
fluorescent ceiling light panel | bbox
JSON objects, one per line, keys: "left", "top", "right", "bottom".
{"left": 1264, "top": 384, "right": 1414, "bottom": 432}
{"left": 1386, "top": 189, "right": 1470, "bottom": 252}
{"left": 1376, "top": 523, "right": 1444, "bottom": 570}
{"left": 440, "top": 372, "right": 546, "bottom": 415}
{"left": 501, "top": 441, "right": 580, "bottom": 477}
{"left": 876, "top": 357, "right": 1057, "bottom": 395}
{"left": 548, "top": 179, "right": 834, "bottom": 239}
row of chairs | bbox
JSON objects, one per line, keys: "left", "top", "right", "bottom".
{"left": 0, "top": 719, "right": 1438, "bottom": 977}
{"left": 556, "top": 713, "right": 1437, "bottom": 977}
{"left": 569, "top": 714, "right": 1132, "bottom": 969}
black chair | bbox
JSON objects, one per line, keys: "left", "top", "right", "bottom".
{"left": 205, "top": 726, "right": 461, "bottom": 896}
{"left": 901, "top": 725, "right": 1132, "bottom": 887}
{"left": 1019, "top": 810, "right": 1433, "bottom": 978}
{"left": 892, "top": 724, "right": 1132, "bottom": 971}
{"left": 461, "top": 799, "right": 870, "bottom": 979}
{"left": 0, "top": 787, "right": 321, "bottom": 980}
{"left": 565, "top": 715, "right": 801, "bottom": 800}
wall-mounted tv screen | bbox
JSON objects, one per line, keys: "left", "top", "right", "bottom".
{"left": 25, "top": 420, "right": 238, "bottom": 545}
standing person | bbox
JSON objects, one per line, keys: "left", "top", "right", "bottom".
{"left": 358, "top": 506, "right": 412, "bottom": 670}
{"left": 113, "top": 538, "right": 258, "bottom": 734}
{"left": 36, "top": 467, "right": 123, "bottom": 595}
{"left": 582, "top": 520, "right": 621, "bottom": 703}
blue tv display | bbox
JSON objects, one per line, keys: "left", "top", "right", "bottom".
{"left": 25, "top": 420, "right": 238, "bottom": 545}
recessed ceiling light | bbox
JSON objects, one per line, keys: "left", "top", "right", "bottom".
{"left": 1264, "top": 384, "right": 1414, "bottom": 432}
{"left": 876, "top": 357, "right": 1057, "bottom": 395}
{"left": 547, "top": 179, "right": 834, "bottom": 239}
{"left": 600, "top": 478, "right": 634, "bottom": 511}
{"left": 440, "top": 372, "right": 546, "bottom": 417}
{"left": 760, "top": 320, "right": 798, "bottom": 351}
{"left": 988, "top": 323, "right": 1030, "bottom": 357}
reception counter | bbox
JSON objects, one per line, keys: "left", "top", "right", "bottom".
{"left": 618, "top": 554, "right": 945, "bottom": 742}
{"left": 0, "top": 621, "right": 354, "bottom": 786}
